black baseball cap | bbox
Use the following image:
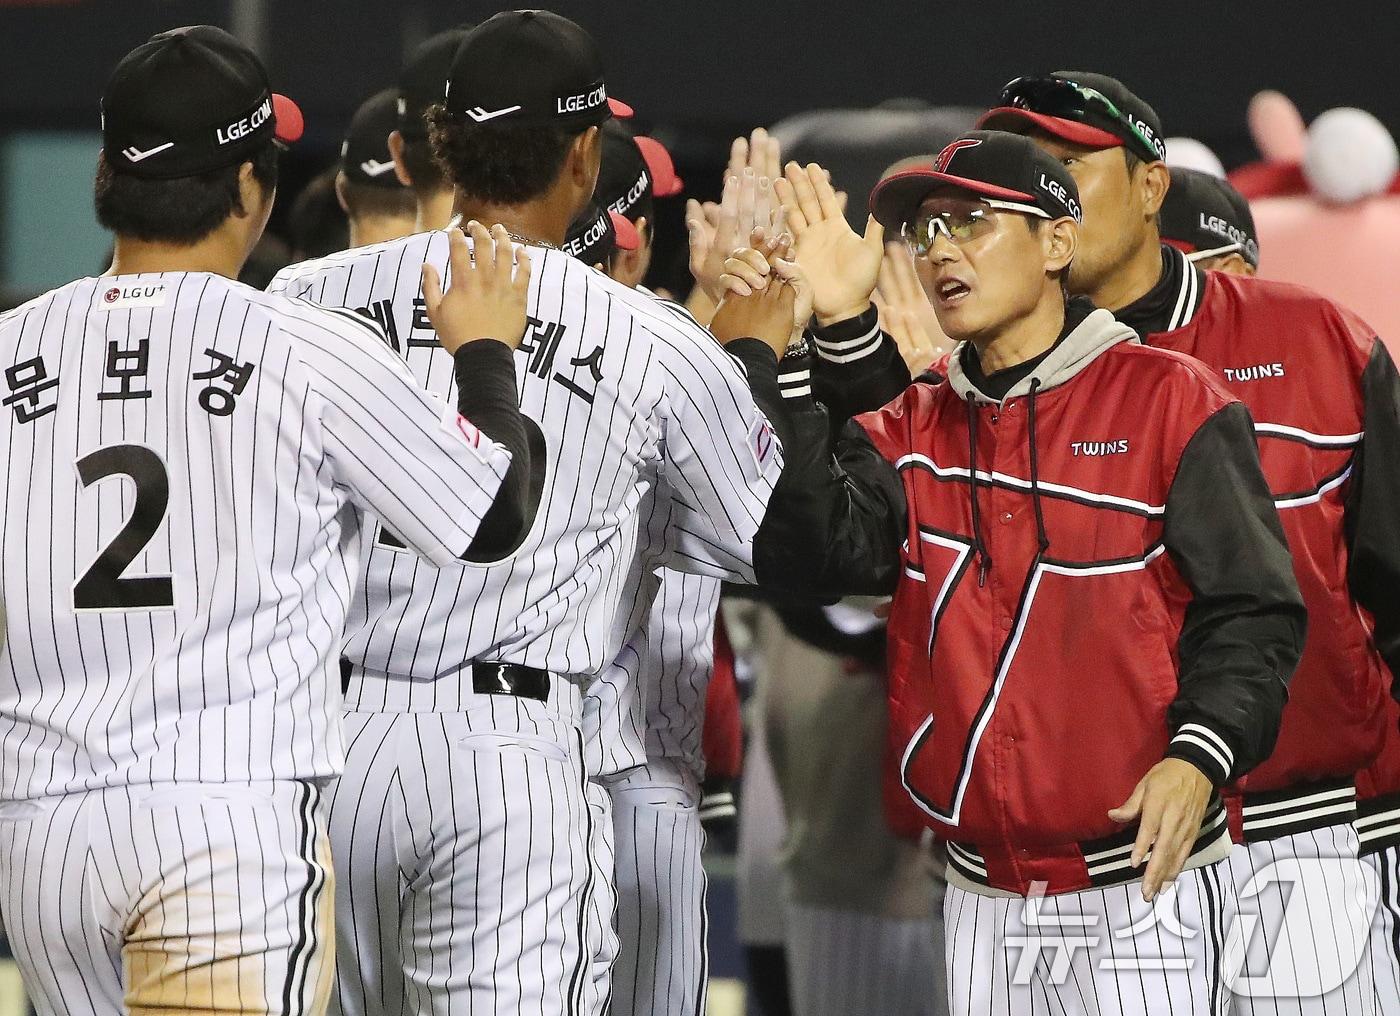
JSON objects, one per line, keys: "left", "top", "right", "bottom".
{"left": 397, "top": 26, "right": 472, "bottom": 141}
{"left": 564, "top": 201, "right": 640, "bottom": 265}
{"left": 443, "top": 11, "right": 633, "bottom": 128}
{"left": 341, "top": 89, "right": 407, "bottom": 188}
{"left": 978, "top": 72, "right": 1167, "bottom": 165}
{"left": 870, "top": 130, "right": 1082, "bottom": 229}
{"left": 102, "top": 25, "right": 303, "bottom": 180}
{"left": 1161, "top": 168, "right": 1260, "bottom": 268}
{"left": 595, "top": 121, "right": 653, "bottom": 223}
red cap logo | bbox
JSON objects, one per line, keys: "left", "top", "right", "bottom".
{"left": 104, "top": 288, "right": 120, "bottom": 304}
{"left": 934, "top": 138, "right": 983, "bottom": 173}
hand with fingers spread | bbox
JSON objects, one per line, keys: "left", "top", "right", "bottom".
{"left": 687, "top": 170, "right": 786, "bottom": 303}
{"left": 774, "top": 161, "right": 884, "bottom": 326}
{"left": 873, "top": 242, "right": 952, "bottom": 374}
{"left": 1107, "top": 757, "right": 1213, "bottom": 902}
{"left": 421, "top": 222, "right": 533, "bottom": 356}
{"left": 727, "top": 126, "right": 784, "bottom": 182}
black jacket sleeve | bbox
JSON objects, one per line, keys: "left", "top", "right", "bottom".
{"left": 1161, "top": 402, "right": 1306, "bottom": 787}
{"left": 450, "top": 340, "right": 531, "bottom": 558}
{"left": 808, "top": 306, "right": 915, "bottom": 420}
{"left": 1345, "top": 338, "right": 1400, "bottom": 687}
{"left": 727, "top": 339, "right": 907, "bottom": 599}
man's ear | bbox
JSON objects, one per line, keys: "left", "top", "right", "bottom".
{"left": 234, "top": 160, "right": 265, "bottom": 219}
{"left": 570, "top": 126, "right": 602, "bottom": 191}
{"left": 334, "top": 172, "right": 352, "bottom": 215}
{"left": 388, "top": 130, "right": 414, "bottom": 188}
{"left": 609, "top": 245, "right": 648, "bottom": 288}
{"left": 1139, "top": 160, "right": 1172, "bottom": 218}
{"left": 1045, "top": 217, "right": 1078, "bottom": 274}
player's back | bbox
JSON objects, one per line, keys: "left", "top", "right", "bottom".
{"left": 0, "top": 272, "right": 478, "bottom": 799}
{"left": 272, "top": 231, "right": 777, "bottom": 699}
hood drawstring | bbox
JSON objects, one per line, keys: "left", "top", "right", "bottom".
{"left": 965, "top": 391, "right": 992, "bottom": 587}
{"left": 1027, "top": 378, "right": 1051, "bottom": 557}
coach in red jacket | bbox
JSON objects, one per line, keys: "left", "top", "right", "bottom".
{"left": 977, "top": 71, "right": 1400, "bottom": 1013}
{"left": 724, "top": 131, "right": 1305, "bottom": 1015}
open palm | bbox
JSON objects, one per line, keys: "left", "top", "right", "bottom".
{"left": 775, "top": 162, "right": 883, "bottom": 325}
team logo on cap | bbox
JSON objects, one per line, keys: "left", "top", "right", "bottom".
{"left": 934, "top": 138, "right": 982, "bottom": 172}
{"left": 463, "top": 104, "right": 523, "bottom": 123}
{"left": 120, "top": 141, "right": 175, "bottom": 164}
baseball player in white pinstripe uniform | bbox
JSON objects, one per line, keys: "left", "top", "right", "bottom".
{"left": 269, "top": 12, "right": 783, "bottom": 1015}
{"left": 0, "top": 27, "right": 533, "bottom": 1016}
{"left": 573, "top": 125, "right": 724, "bottom": 1016}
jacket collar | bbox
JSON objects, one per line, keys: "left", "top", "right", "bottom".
{"left": 945, "top": 305, "right": 1139, "bottom": 406}
{"left": 1114, "top": 245, "right": 1209, "bottom": 338}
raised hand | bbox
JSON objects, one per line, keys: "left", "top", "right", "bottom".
{"left": 873, "top": 242, "right": 952, "bottom": 374}
{"left": 727, "top": 126, "right": 783, "bottom": 182}
{"left": 710, "top": 244, "right": 797, "bottom": 358}
{"left": 775, "top": 162, "right": 883, "bottom": 326}
{"left": 421, "top": 222, "right": 532, "bottom": 355}
{"left": 686, "top": 170, "right": 786, "bottom": 303}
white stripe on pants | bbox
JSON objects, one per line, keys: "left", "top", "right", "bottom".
{"left": 1363, "top": 845, "right": 1400, "bottom": 1014}
{"left": 785, "top": 900, "right": 939, "bottom": 1016}
{"left": 0, "top": 780, "right": 333, "bottom": 1016}
{"left": 328, "top": 694, "right": 594, "bottom": 1016}
{"left": 1222, "top": 824, "right": 1377, "bottom": 1014}
{"left": 943, "top": 864, "right": 1232, "bottom": 1016}
{"left": 603, "top": 760, "right": 708, "bottom": 1016}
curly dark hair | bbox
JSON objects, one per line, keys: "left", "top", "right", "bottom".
{"left": 94, "top": 143, "right": 279, "bottom": 244}
{"left": 426, "top": 104, "right": 582, "bottom": 205}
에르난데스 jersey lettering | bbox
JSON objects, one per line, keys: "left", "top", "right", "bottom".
{"left": 269, "top": 232, "right": 781, "bottom": 690}
{"left": 0, "top": 272, "right": 513, "bottom": 800}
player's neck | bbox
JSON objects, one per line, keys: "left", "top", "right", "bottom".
{"left": 107, "top": 232, "right": 247, "bottom": 281}
{"left": 415, "top": 189, "right": 457, "bottom": 233}
{"left": 1089, "top": 232, "right": 1165, "bottom": 313}
{"left": 451, "top": 194, "right": 570, "bottom": 248}
{"left": 969, "top": 288, "right": 1066, "bottom": 375}
{"left": 350, "top": 216, "right": 417, "bottom": 249}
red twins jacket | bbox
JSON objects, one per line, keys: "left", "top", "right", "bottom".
{"left": 1116, "top": 248, "right": 1400, "bottom": 843}
{"left": 740, "top": 301, "right": 1304, "bottom": 896}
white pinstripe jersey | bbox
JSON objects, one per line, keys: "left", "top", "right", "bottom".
{"left": 0, "top": 272, "right": 511, "bottom": 800}
{"left": 269, "top": 231, "right": 780, "bottom": 701}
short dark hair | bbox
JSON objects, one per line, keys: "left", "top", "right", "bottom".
{"left": 400, "top": 135, "right": 447, "bottom": 195}
{"left": 1123, "top": 147, "right": 1143, "bottom": 175}
{"left": 340, "top": 177, "right": 417, "bottom": 222}
{"left": 426, "top": 104, "right": 580, "bottom": 205}
{"left": 286, "top": 168, "right": 349, "bottom": 261}
{"left": 94, "top": 143, "right": 279, "bottom": 244}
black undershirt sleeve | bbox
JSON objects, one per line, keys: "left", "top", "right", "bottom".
{"left": 450, "top": 339, "right": 531, "bottom": 558}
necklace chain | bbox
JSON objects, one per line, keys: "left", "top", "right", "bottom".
{"left": 446, "top": 215, "right": 559, "bottom": 251}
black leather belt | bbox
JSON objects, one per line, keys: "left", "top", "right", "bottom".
{"left": 471, "top": 662, "right": 550, "bottom": 702}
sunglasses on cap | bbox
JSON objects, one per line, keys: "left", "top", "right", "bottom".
{"left": 1000, "top": 76, "right": 1165, "bottom": 165}
{"left": 901, "top": 197, "right": 1048, "bottom": 258}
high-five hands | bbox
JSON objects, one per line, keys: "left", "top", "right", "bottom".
{"left": 774, "top": 162, "right": 884, "bottom": 326}
{"left": 421, "top": 222, "right": 532, "bottom": 355}
{"left": 873, "top": 242, "right": 952, "bottom": 374}
{"left": 709, "top": 229, "right": 808, "bottom": 359}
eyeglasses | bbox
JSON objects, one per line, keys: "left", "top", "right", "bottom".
{"left": 999, "top": 76, "right": 1166, "bottom": 165}
{"left": 901, "top": 197, "right": 1047, "bottom": 258}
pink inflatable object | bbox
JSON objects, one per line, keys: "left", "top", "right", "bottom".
{"left": 1232, "top": 91, "right": 1400, "bottom": 355}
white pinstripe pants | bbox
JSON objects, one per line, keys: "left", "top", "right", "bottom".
{"left": 943, "top": 864, "right": 1233, "bottom": 1016}
{"left": 1363, "top": 845, "right": 1400, "bottom": 1014}
{"left": 328, "top": 699, "right": 596, "bottom": 1016}
{"left": 583, "top": 778, "right": 619, "bottom": 1016}
{"left": 602, "top": 761, "right": 708, "bottom": 1016}
{"left": 785, "top": 900, "right": 940, "bottom": 1016}
{"left": 0, "top": 780, "right": 333, "bottom": 1016}
{"left": 1222, "top": 826, "right": 1378, "bottom": 1015}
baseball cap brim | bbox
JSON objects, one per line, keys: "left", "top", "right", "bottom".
{"left": 634, "top": 136, "right": 684, "bottom": 196}
{"left": 608, "top": 97, "right": 634, "bottom": 119}
{"left": 870, "top": 168, "right": 1038, "bottom": 228}
{"left": 976, "top": 106, "right": 1121, "bottom": 150}
{"left": 272, "top": 93, "right": 305, "bottom": 145}
{"left": 609, "top": 210, "right": 640, "bottom": 250}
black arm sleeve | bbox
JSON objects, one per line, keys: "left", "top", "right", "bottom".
{"left": 1346, "top": 338, "right": 1400, "bottom": 687}
{"left": 727, "top": 339, "right": 907, "bottom": 599}
{"left": 451, "top": 339, "right": 530, "bottom": 558}
{"left": 1162, "top": 402, "right": 1307, "bottom": 786}
{"left": 808, "top": 306, "right": 915, "bottom": 419}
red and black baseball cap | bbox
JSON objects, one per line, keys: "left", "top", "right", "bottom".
{"left": 634, "top": 136, "right": 684, "bottom": 198}
{"left": 595, "top": 121, "right": 654, "bottom": 223}
{"left": 978, "top": 72, "right": 1167, "bottom": 165}
{"left": 341, "top": 89, "right": 407, "bottom": 188}
{"left": 443, "top": 11, "right": 632, "bottom": 129}
{"left": 101, "top": 25, "right": 302, "bottom": 180}
{"left": 563, "top": 201, "right": 640, "bottom": 265}
{"left": 870, "top": 130, "right": 1083, "bottom": 229}
{"left": 397, "top": 26, "right": 472, "bottom": 141}
{"left": 1160, "top": 167, "right": 1260, "bottom": 268}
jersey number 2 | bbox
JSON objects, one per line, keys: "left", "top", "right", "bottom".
{"left": 73, "top": 444, "right": 175, "bottom": 611}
